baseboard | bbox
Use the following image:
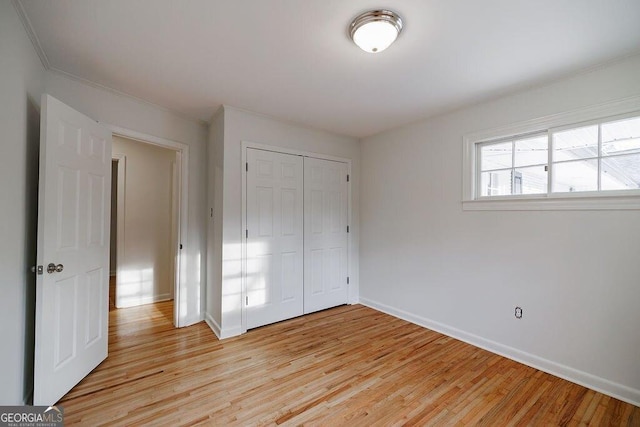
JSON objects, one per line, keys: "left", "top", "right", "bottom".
{"left": 359, "top": 297, "right": 640, "bottom": 407}
{"left": 174, "top": 314, "right": 201, "bottom": 328}
{"left": 204, "top": 313, "right": 242, "bottom": 339}
{"left": 116, "top": 293, "right": 172, "bottom": 308}
{"left": 220, "top": 326, "right": 242, "bottom": 339}
{"left": 205, "top": 313, "right": 221, "bottom": 339}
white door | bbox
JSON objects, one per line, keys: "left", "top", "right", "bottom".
{"left": 34, "top": 95, "right": 112, "bottom": 405}
{"left": 304, "top": 157, "right": 349, "bottom": 314}
{"left": 246, "top": 149, "right": 304, "bottom": 329}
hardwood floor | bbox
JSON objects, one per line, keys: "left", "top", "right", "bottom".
{"left": 58, "top": 302, "right": 639, "bottom": 426}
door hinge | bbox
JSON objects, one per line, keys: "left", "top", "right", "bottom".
{"left": 347, "top": 225, "right": 350, "bottom": 233}
{"left": 246, "top": 296, "right": 248, "bottom": 306}
{"left": 246, "top": 162, "right": 248, "bottom": 172}
{"left": 210, "top": 207, "right": 213, "bottom": 218}
{"left": 347, "top": 276, "right": 350, "bottom": 285}
{"left": 347, "top": 174, "right": 350, "bottom": 182}
{"left": 180, "top": 244, "right": 183, "bottom": 250}
{"left": 246, "top": 229, "right": 248, "bottom": 238}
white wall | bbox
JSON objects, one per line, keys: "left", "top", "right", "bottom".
{"left": 113, "top": 136, "right": 176, "bottom": 307}
{"left": 207, "top": 106, "right": 360, "bottom": 338}
{"left": 44, "top": 72, "right": 208, "bottom": 326}
{"left": 360, "top": 54, "right": 640, "bottom": 405}
{"left": 0, "top": 1, "right": 45, "bottom": 404}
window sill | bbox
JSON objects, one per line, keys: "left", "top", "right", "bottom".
{"left": 462, "top": 193, "right": 640, "bottom": 211}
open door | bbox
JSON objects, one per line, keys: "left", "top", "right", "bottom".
{"left": 33, "top": 95, "right": 112, "bottom": 405}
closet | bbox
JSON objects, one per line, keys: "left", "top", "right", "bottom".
{"left": 245, "top": 148, "right": 349, "bottom": 329}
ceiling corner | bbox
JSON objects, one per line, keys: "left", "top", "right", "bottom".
{"left": 12, "top": 0, "right": 50, "bottom": 70}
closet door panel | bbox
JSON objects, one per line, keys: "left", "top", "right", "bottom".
{"left": 246, "top": 149, "right": 303, "bottom": 329}
{"left": 304, "top": 157, "right": 349, "bottom": 314}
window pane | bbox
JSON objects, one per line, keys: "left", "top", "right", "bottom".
{"left": 480, "top": 169, "right": 512, "bottom": 196}
{"left": 514, "top": 165, "right": 547, "bottom": 194}
{"left": 601, "top": 153, "right": 640, "bottom": 190}
{"left": 553, "top": 125, "right": 598, "bottom": 161}
{"left": 552, "top": 159, "right": 598, "bottom": 193}
{"left": 514, "top": 135, "right": 548, "bottom": 167}
{"left": 481, "top": 142, "right": 512, "bottom": 171}
{"left": 602, "top": 116, "right": 640, "bottom": 156}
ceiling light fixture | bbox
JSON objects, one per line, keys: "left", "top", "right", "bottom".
{"left": 349, "top": 10, "right": 403, "bottom": 53}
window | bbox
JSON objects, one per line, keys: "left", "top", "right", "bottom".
{"left": 478, "top": 134, "right": 548, "bottom": 197}
{"left": 477, "top": 116, "right": 640, "bottom": 199}
{"left": 463, "top": 97, "right": 640, "bottom": 210}
{"left": 552, "top": 117, "right": 640, "bottom": 193}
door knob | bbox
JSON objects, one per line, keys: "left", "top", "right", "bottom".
{"left": 47, "top": 263, "right": 64, "bottom": 274}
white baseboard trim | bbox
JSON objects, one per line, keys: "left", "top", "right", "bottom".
{"left": 204, "top": 313, "right": 242, "bottom": 339}
{"left": 219, "top": 325, "right": 242, "bottom": 339}
{"left": 181, "top": 314, "right": 204, "bottom": 328}
{"left": 116, "top": 293, "right": 172, "bottom": 308}
{"left": 359, "top": 297, "right": 640, "bottom": 407}
{"left": 205, "top": 313, "right": 221, "bottom": 339}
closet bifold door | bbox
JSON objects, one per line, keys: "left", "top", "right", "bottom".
{"left": 303, "top": 157, "right": 349, "bottom": 314}
{"left": 246, "top": 149, "right": 304, "bottom": 329}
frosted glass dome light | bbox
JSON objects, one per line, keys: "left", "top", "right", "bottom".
{"left": 349, "top": 10, "right": 403, "bottom": 53}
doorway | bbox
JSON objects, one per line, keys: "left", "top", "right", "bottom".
{"left": 109, "top": 130, "right": 188, "bottom": 327}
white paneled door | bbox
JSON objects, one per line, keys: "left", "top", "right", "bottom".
{"left": 34, "top": 95, "right": 112, "bottom": 405}
{"left": 246, "top": 149, "right": 304, "bottom": 329}
{"left": 303, "top": 157, "right": 349, "bottom": 314}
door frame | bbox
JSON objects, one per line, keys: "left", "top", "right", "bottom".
{"left": 111, "top": 153, "right": 126, "bottom": 297}
{"left": 240, "top": 141, "right": 352, "bottom": 334}
{"left": 109, "top": 125, "right": 189, "bottom": 327}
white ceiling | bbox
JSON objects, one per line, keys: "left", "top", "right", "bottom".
{"left": 17, "top": 0, "right": 640, "bottom": 138}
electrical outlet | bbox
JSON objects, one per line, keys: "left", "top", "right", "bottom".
{"left": 515, "top": 306, "right": 523, "bottom": 319}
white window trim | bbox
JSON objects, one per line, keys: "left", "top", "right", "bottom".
{"left": 463, "top": 95, "right": 640, "bottom": 211}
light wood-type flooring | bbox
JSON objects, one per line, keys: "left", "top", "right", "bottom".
{"left": 59, "top": 301, "right": 640, "bottom": 426}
